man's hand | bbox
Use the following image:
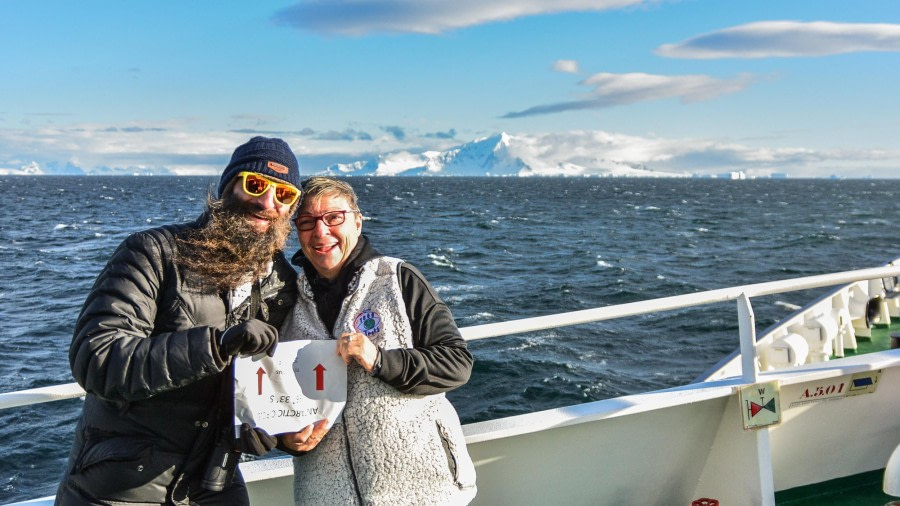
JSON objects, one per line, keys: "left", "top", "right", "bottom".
{"left": 219, "top": 319, "right": 278, "bottom": 358}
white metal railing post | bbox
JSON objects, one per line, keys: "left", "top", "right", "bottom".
{"left": 736, "top": 292, "right": 775, "bottom": 505}
{"left": 737, "top": 292, "right": 758, "bottom": 383}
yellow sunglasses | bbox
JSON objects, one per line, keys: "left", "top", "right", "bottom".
{"left": 237, "top": 171, "right": 301, "bottom": 206}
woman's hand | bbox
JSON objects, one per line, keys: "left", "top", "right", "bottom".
{"left": 279, "top": 418, "right": 330, "bottom": 452}
{"left": 337, "top": 332, "right": 379, "bottom": 373}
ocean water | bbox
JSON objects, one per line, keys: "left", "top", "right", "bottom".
{"left": 1, "top": 176, "right": 898, "bottom": 502}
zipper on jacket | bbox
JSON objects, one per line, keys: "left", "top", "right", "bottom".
{"left": 342, "top": 420, "right": 365, "bottom": 503}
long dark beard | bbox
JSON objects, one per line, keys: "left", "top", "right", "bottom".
{"left": 176, "top": 193, "right": 293, "bottom": 292}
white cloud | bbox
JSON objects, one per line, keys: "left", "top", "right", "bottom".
{"left": 657, "top": 21, "right": 900, "bottom": 59}
{"left": 553, "top": 59, "right": 580, "bottom": 74}
{"left": 503, "top": 71, "right": 756, "bottom": 117}
{"left": 513, "top": 130, "right": 900, "bottom": 177}
{"left": 0, "top": 121, "right": 457, "bottom": 175}
{"left": 0, "top": 124, "right": 247, "bottom": 175}
{"left": 273, "top": 0, "right": 647, "bottom": 36}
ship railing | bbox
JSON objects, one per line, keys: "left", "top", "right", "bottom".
{"left": 2, "top": 263, "right": 899, "bottom": 412}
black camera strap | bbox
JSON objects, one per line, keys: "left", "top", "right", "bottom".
{"left": 170, "top": 280, "right": 263, "bottom": 500}
{"left": 169, "top": 362, "right": 235, "bottom": 501}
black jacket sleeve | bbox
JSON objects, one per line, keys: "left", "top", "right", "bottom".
{"left": 375, "top": 263, "right": 473, "bottom": 395}
{"left": 69, "top": 228, "right": 227, "bottom": 403}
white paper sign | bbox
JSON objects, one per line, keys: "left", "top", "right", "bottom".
{"left": 233, "top": 340, "right": 346, "bottom": 435}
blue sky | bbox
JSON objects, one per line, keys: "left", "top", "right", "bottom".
{"left": 2, "top": 0, "right": 900, "bottom": 177}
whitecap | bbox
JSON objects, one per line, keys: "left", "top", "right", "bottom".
{"left": 53, "top": 224, "right": 72, "bottom": 231}
{"left": 577, "top": 351, "right": 597, "bottom": 361}
{"left": 428, "top": 254, "right": 455, "bottom": 268}
{"left": 509, "top": 338, "right": 544, "bottom": 352}
{"left": 435, "top": 283, "right": 483, "bottom": 293}
{"left": 656, "top": 275, "right": 665, "bottom": 280}
{"left": 696, "top": 227, "right": 709, "bottom": 233}
{"left": 458, "top": 312, "right": 494, "bottom": 324}
{"left": 774, "top": 301, "right": 800, "bottom": 311}
{"left": 596, "top": 260, "right": 614, "bottom": 268}
{"left": 443, "top": 294, "right": 480, "bottom": 304}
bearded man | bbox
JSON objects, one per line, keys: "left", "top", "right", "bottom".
{"left": 56, "top": 137, "right": 302, "bottom": 505}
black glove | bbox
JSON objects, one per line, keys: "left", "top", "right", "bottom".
{"left": 235, "top": 423, "right": 278, "bottom": 456}
{"left": 218, "top": 319, "right": 278, "bottom": 359}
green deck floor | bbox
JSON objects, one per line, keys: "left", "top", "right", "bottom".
{"left": 776, "top": 469, "right": 895, "bottom": 505}
{"left": 773, "top": 318, "right": 899, "bottom": 505}
{"left": 846, "top": 318, "right": 898, "bottom": 356}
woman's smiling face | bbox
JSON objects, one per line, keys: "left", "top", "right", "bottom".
{"left": 296, "top": 193, "right": 362, "bottom": 280}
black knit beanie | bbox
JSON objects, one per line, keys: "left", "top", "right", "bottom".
{"left": 218, "top": 136, "right": 301, "bottom": 198}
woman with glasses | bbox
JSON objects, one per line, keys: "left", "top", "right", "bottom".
{"left": 276, "top": 176, "right": 477, "bottom": 505}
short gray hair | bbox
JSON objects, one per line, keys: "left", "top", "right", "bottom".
{"left": 300, "top": 177, "right": 361, "bottom": 213}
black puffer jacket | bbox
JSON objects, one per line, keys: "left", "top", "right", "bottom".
{"left": 57, "top": 219, "right": 297, "bottom": 504}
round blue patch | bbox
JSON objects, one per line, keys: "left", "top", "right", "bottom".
{"left": 354, "top": 309, "right": 382, "bottom": 337}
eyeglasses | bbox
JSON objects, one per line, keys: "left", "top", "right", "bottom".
{"left": 294, "top": 210, "right": 359, "bottom": 231}
{"left": 237, "top": 171, "right": 301, "bottom": 206}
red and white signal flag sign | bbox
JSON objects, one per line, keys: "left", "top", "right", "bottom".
{"left": 739, "top": 380, "right": 781, "bottom": 430}
{"left": 233, "top": 340, "right": 347, "bottom": 436}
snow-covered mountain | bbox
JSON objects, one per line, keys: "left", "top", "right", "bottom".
{"left": 324, "top": 132, "right": 687, "bottom": 177}
{"left": 0, "top": 160, "right": 168, "bottom": 176}
{"left": 0, "top": 161, "right": 44, "bottom": 176}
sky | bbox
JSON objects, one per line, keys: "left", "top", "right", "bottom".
{"left": 2, "top": 0, "right": 900, "bottom": 178}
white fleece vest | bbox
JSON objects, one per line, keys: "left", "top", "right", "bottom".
{"left": 284, "top": 256, "right": 477, "bottom": 505}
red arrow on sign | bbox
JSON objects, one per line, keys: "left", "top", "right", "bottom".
{"left": 257, "top": 367, "right": 266, "bottom": 395}
{"left": 314, "top": 364, "right": 326, "bottom": 390}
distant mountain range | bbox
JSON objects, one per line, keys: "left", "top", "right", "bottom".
{"left": 0, "top": 161, "right": 168, "bottom": 176}
{"left": 1, "top": 132, "right": 690, "bottom": 177}
{"left": 323, "top": 132, "right": 687, "bottom": 178}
